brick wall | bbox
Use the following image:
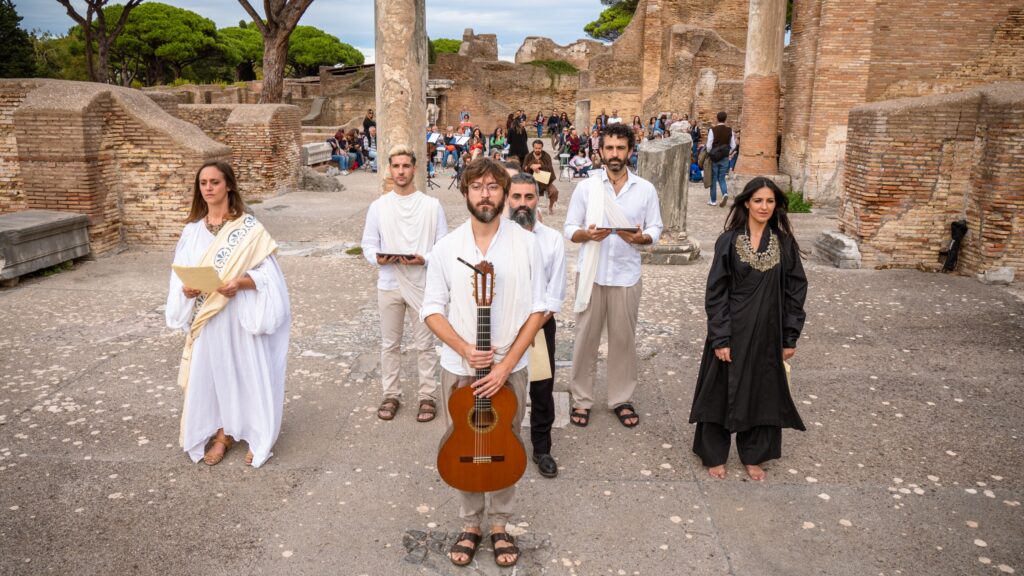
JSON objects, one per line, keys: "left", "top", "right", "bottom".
{"left": 178, "top": 104, "right": 301, "bottom": 200}
{"left": 0, "top": 80, "right": 38, "bottom": 215}
{"left": 431, "top": 54, "right": 580, "bottom": 134}
{"left": 1, "top": 79, "right": 230, "bottom": 254}
{"left": 581, "top": 0, "right": 747, "bottom": 125}
{"left": 781, "top": 0, "right": 1024, "bottom": 202}
{"left": 839, "top": 82, "right": 1024, "bottom": 276}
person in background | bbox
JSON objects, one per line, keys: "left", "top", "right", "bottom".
{"left": 534, "top": 111, "right": 546, "bottom": 138}
{"left": 363, "top": 109, "right": 376, "bottom": 137}
{"left": 569, "top": 148, "right": 593, "bottom": 178}
{"left": 490, "top": 127, "right": 507, "bottom": 154}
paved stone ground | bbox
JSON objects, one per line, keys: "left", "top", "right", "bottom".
{"left": 1, "top": 166, "right": 1022, "bottom": 576}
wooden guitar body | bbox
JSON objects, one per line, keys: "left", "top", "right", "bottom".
{"left": 437, "top": 384, "right": 527, "bottom": 493}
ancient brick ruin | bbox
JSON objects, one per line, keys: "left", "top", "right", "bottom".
{"left": 0, "top": 79, "right": 301, "bottom": 255}
{"left": 0, "top": 1, "right": 1021, "bottom": 279}
{"left": 0, "top": 80, "right": 229, "bottom": 254}
{"left": 840, "top": 83, "right": 1024, "bottom": 274}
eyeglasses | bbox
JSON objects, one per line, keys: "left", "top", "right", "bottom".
{"left": 468, "top": 183, "right": 503, "bottom": 193}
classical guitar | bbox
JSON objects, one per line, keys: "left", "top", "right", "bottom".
{"left": 436, "top": 259, "right": 527, "bottom": 493}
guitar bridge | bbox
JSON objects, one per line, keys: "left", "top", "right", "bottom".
{"left": 459, "top": 455, "right": 507, "bottom": 463}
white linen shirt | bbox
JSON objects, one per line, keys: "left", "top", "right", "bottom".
{"left": 531, "top": 222, "right": 567, "bottom": 313}
{"left": 360, "top": 191, "right": 448, "bottom": 290}
{"left": 563, "top": 170, "right": 664, "bottom": 287}
{"left": 420, "top": 218, "right": 548, "bottom": 377}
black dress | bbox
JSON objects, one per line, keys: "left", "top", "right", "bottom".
{"left": 689, "top": 227, "right": 808, "bottom": 463}
{"left": 507, "top": 129, "right": 529, "bottom": 166}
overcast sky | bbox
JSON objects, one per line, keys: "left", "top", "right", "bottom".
{"left": 16, "top": 0, "right": 607, "bottom": 62}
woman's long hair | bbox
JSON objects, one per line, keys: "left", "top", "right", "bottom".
{"left": 723, "top": 176, "right": 799, "bottom": 248}
{"left": 186, "top": 160, "right": 245, "bottom": 223}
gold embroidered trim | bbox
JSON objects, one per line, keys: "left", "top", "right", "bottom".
{"left": 736, "top": 230, "right": 780, "bottom": 272}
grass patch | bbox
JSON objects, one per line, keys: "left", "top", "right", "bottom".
{"left": 527, "top": 59, "right": 579, "bottom": 76}
{"left": 786, "top": 190, "right": 813, "bottom": 213}
{"left": 345, "top": 246, "right": 363, "bottom": 256}
{"left": 26, "top": 260, "right": 75, "bottom": 279}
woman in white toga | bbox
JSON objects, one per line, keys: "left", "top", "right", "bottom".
{"left": 165, "top": 160, "right": 290, "bottom": 468}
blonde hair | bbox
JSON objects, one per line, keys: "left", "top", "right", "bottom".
{"left": 387, "top": 144, "right": 417, "bottom": 165}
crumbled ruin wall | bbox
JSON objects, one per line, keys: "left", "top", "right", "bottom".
{"left": 839, "top": 83, "right": 1024, "bottom": 276}
{"left": 430, "top": 53, "right": 579, "bottom": 134}
{"left": 782, "top": 1, "right": 1024, "bottom": 202}
{"left": 579, "top": 0, "right": 749, "bottom": 124}
{"left": 0, "top": 79, "right": 230, "bottom": 255}
{"left": 515, "top": 37, "right": 611, "bottom": 71}
{"left": 177, "top": 104, "right": 301, "bottom": 200}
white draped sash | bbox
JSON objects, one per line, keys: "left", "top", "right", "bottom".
{"left": 574, "top": 176, "right": 632, "bottom": 313}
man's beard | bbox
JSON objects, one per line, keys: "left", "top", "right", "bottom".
{"left": 604, "top": 157, "right": 625, "bottom": 172}
{"left": 467, "top": 195, "right": 505, "bottom": 223}
{"left": 511, "top": 205, "right": 536, "bottom": 229}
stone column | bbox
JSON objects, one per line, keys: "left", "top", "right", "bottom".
{"left": 737, "top": 0, "right": 787, "bottom": 176}
{"left": 575, "top": 99, "right": 591, "bottom": 136}
{"left": 636, "top": 134, "right": 701, "bottom": 265}
{"left": 374, "top": 0, "right": 428, "bottom": 192}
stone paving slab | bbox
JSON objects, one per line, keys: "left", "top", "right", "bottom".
{"left": 0, "top": 171, "right": 1022, "bottom": 576}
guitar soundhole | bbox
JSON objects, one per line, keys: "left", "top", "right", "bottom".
{"left": 467, "top": 407, "right": 498, "bottom": 433}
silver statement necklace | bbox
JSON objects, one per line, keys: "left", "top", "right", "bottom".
{"left": 736, "top": 226, "right": 780, "bottom": 272}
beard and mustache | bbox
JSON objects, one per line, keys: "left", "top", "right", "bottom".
{"left": 511, "top": 204, "right": 536, "bottom": 228}
{"left": 466, "top": 194, "right": 506, "bottom": 224}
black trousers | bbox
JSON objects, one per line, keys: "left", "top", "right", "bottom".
{"left": 529, "top": 316, "right": 556, "bottom": 456}
{"left": 692, "top": 422, "right": 781, "bottom": 467}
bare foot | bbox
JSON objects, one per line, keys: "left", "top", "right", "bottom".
{"left": 745, "top": 464, "right": 766, "bottom": 481}
{"left": 708, "top": 465, "right": 726, "bottom": 479}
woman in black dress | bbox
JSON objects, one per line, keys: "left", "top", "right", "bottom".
{"left": 689, "top": 177, "right": 808, "bottom": 481}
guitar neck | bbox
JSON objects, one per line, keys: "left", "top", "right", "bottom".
{"left": 475, "top": 306, "right": 491, "bottom": 385}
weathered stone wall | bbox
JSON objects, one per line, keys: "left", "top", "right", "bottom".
{"left": 578, "top": 0, "right": 748, "bottom": 123}
{"left": 458, "top": 29, "right": 498, "bottom": 61}
{"left": 178, "top": 104, "right": 301, "bottom": 200}
{"left": 431, "top": 53, "right": 579, "bottom": 134}
{"left": 0, "top": 79, "right": 230, "bottom": 255}
{"left": 839, "top": 83, "right": 1024, "bottom": 277}
{"left": 515, "top": 37, "right": 610, "bottom": 71}
{"left": 781, "top": 0, "right": 1024, "bottom": 202}
{"left": 0, "top": 80, "right": 35, "bottom": 215}
{"left": 318, "top": 67, "right": 376, "bottom": 128}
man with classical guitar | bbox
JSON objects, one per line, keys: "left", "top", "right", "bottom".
{"left": 421, "top": 157, "right": 548, "bottom": 567}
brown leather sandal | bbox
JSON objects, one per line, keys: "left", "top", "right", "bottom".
{"left": 377, "top": 398, "right": 400, "bottom": 421}
{"left": 203, "top": 434, "right": 234, "bottom": 466}
{"left": 417, "top": 399, "right": 437, "bottom": 423}
{"left": 490, "top": 531, "right": 520, "bottom": 567}
{"left": 245, "top": 450, "right": 254, "bottom": 466}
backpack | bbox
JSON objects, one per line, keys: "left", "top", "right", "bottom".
{"left": 689, "top": 162, "right": 703, "bottom": 182}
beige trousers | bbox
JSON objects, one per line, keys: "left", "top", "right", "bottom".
{"left": 440, "top": 368, "right": 528, "bottom": 527}
{"left": 569, "top": 279, "right": 642, "bottom": 410}
{"left": 378, "top": 289, "right": 438, "bottom": 401}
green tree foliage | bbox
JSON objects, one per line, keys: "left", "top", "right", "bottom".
{"left": 0, "top": 0, "right": 36, "bottom": 77}
{"left": 584, "top": 0, "right": 638, "bottom": 42}
{"left": 218, "top": 26, "right": 263, "bottom": 81}
{"left": 527, "top": 59, "right": 578, "bottom": 76}
{"left": 287, "top": 25, "right": 363, "bottom": 76}
{"left": 32, "top": 31, "right": 89, "bottom": 81}
{"left": 431, "top": 38, "right": 461, "bottom": 55}
{"left": 107, "top": 2, "right": 222, "bottom": 84}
